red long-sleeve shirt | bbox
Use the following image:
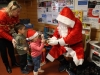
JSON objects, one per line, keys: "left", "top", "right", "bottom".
{"left": 0, "top": 8, "right": 19, "bottom": 41}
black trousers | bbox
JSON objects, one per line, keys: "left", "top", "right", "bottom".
{"left": 19, "top": 53, "right": 27, "bottom": 70}
{"left": 57, "top": 55, "right": 76, "bottom": 69}
{"left": 0, "top": 38, "right": 16, "bottom": 66}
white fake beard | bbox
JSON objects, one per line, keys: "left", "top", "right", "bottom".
{"left": 57, "top": 23, "right": 68, "bottom": 37}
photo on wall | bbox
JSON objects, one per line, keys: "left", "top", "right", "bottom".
{"left": 46, "top": 12, "right": 52, "bottom": 24}
{"left": 37, "top": 0, "right": 52, "bottom": 7}
{"left": 88, "top": 0, "right": 100, "bottom": 9}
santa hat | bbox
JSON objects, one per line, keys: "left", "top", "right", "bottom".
{"left": 56, "top": 7, "right": 76, "bottom": 28}
{"left": 27, "top": 29, "right": 38, "bottom": 40}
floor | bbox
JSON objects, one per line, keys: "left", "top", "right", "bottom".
{"left": 0, "top": 56, "right": 69, "bottom": 75}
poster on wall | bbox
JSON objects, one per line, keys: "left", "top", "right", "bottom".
{"left": 87, "top": 0, "right": 100, "bottom": 29}
{"left": 52, "top": 12, "right": 59, "bottom": 25}
{"left": 88, "top": 0, "right": 100, "bottom": 9}
{"left": 37, "top": 0, "right": 52, "bottom": 7}
{"left": 37, "top": 7, "right": 46, "bottom": 23}
{"left": 66, "top": 0, "right": 74, "bottom": 9}
{"left": 52, "top": 0, "right": 59, "bottom": 12}
{"left": 46, "top": 12, "right": 52, "bottom": 24}
{"left": 77, "top": 0, "right": 88, "bottom": 10}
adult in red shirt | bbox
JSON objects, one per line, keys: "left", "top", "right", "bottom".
{"left": 0, "top": 1, "right": 21, "bottom": 73}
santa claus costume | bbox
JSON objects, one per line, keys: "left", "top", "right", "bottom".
{"left": 46, "top": 7, "right": 84, "bottom": 74}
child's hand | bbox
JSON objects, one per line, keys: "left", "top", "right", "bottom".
{"left": 41, "top": 34, "right": 44, "bottom": 39}
{"left": 41, "top": 39, "right": 45, "bottom": 43}
{"left": 24, "top": 47, "right": 27, "bottom": 50}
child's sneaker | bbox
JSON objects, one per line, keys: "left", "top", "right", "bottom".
{"left": 40, "top": 62, "right": 46, "bottom": 66}
{"left": 38, "top": 68, "right": 44, "bottom": 73}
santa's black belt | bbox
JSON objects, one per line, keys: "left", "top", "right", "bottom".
{"left": 64, "top": 41, "right": 82, "bottom": 47}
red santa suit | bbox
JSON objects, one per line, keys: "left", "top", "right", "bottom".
{"left": 46, "top": 7, "right": 84, "bottom": 66}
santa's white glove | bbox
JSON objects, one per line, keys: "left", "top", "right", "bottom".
{"left": 48, "top": 38, "right": 58, "bottom": 45}
{"left": 12, "top": 39, "right": 17, "bottom": 48}
{"left": 50, "top": 37, "right": 57, "bottom": 40}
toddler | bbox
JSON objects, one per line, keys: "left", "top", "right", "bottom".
{"left": 27, "top": 29, "right": 45, "bottom": 75}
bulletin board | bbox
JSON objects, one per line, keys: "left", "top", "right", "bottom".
{"left": 37, "top": 0, "right": 100, "bottom": 29}
{"left": 37, "top": 0, "right": 74, "bottom": 25}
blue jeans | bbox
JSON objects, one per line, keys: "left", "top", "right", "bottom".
{"left": 32, "top": 55, "right": 41, "bottom": 72}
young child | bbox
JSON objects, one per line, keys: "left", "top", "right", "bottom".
{"left": 14, "top": 23, "right": 29, "bottom": 74}
{"left": 27, "top": 29, "right": 45, "bottom": 75}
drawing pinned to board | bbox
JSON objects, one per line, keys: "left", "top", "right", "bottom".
{"left": 52, "top": 0, "right": 59, "bottom": 12}
{"left": 88, "top": 9, "right": 99, "bottom": 17}
{"left": 52, "top": 0, "right": 66, "bottom": 7}
{"left": 37, "top": 0, "right": 52, "bottom": 7}
{"left": 42, "top": 14, "right": 47, "bottom": 23}
{"left": 52, "top": 0, "right": 74, "bottom": 11}
{"left": 46, "top": 12, "right": 52, "bottom": 24}
{"left": 52, "top": 12, "right": 59, "bottom": 24}
{"left": 38, "top": 13, "right": 47, "bottom": 23}
{"left": 66, "top": 0, "right": 74, "bottom": 9}
{"left": 73, "top": 10, "right": 83, "bottom": 22}
{"left": 77, "top": 0, "right": 88, "bottom": 10}
{"left": 88, "top": 0, "right": 100, "bottom": 9}
{"left": 37, "top": 7, "right": 46, "bottom": 23}
{"left": 52, "top": 5, "right": 59, "bottom": 12}
{"left": 58, "top": 0, "right": 66, "bottom": 7}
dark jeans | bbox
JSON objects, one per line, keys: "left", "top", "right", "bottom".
{"left": 0, "top": 38, "right": 16, "bottom": 66}
{"left": 19, "top": 53, "right": 27, "bottom": 70}
{"left": 32, "top": 55, "right": 41, "bottom": 72}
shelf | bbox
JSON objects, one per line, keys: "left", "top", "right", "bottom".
{"left": 46, "top": 32, "right": 53, "bottom": 35}
{"left": 82, "top": 23, "right": 91, "bottom": 51}
{"left": 83, "top": 27, "right": 91, "bottom": 30}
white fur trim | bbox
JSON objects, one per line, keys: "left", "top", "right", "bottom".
{"left": 46, "top": 53, "right": 54, "bottom": 62}
{"left": 56, "top": 14, "right": 75, "bottom": 28}
{"left": 26, "top": 38, "right": 29, "bottom": 41}
{"left": 64, "top": 47, "right": 84, "bottom": 66}
{"left": 57, "top": 23, "right": 68, "bottom": 37}
{"left": 28, "top": 32, "right": 38, "bottom": 40}
{"left": 52, "top": 36, "right": 57, "bottom": 40}
{"left": 58, "top": 38, "right": 66, "bottom": 46}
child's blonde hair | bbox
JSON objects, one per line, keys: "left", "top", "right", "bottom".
{"left": 6, "top": 1, "right": 21, "bottom": 15}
